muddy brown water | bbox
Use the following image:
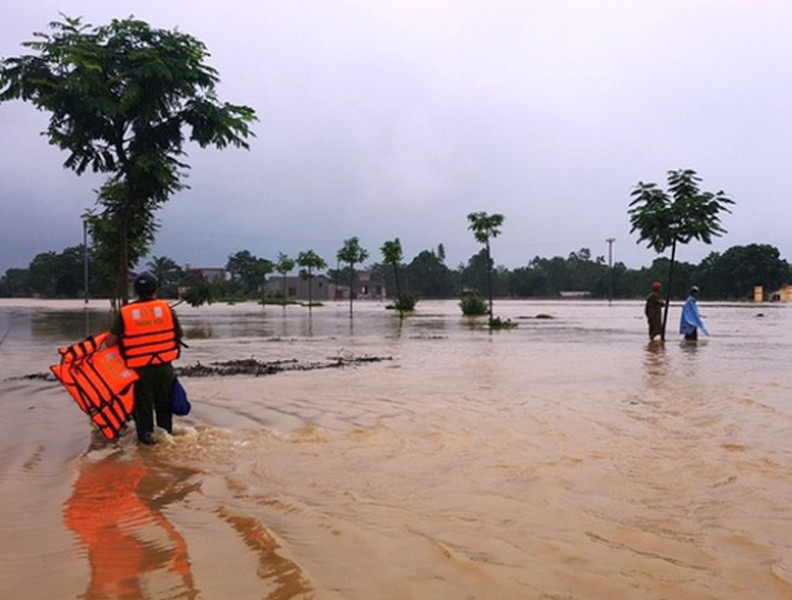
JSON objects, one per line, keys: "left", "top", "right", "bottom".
{"left": 1, "top": 298, "right": 791, "bottom": 599}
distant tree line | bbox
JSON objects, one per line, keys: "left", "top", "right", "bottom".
{"left": 371, "top": 243, "right": 791, "bottom": 301}
{"left": 2, "top": 242, "right": 789, "bottom": 302}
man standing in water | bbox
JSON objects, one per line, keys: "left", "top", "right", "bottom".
{"left": 644, "top": 281, "right": 664, "bottom": 341}
{"left": 679, "top": 285, "right": 709, "bottom": 341}
{"left": 107, "top": 272, "right": 183, "bottom": 445}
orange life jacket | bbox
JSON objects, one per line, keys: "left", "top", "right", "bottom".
{"left": 119, "top": 299, "right": 180, "bottom": 368}
{"left": 51, "top": 331, "right": 138, "bottom": 440}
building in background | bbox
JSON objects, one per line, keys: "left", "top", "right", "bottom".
{"left": 184, "top": 266, "right": 228, "bottom": 283}
{"left": 263, "top": 275, "right": 336, "bottom": 301}
{"left": 769, "top": 284, "right": 792, "bottom": 302}
{"left": 262, "top": 271, "right": 385, "bottom": 302}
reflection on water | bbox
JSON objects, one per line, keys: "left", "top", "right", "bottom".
{"left": 63, "top": 453, "right": 197, "bottom": 599}
{"left": 30, "top": 307, "right": 112, "bottom": 342}
{"left": 1, "top": 299, "right": 792, "bottom": 599}
{"left": 642, "top": 340, "right": 668, "bottom": 383}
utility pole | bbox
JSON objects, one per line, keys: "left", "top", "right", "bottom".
{"left": 606, "top": 238, "right": 615, "bottom": 305}
{"left": 81, "top": 211, "right": 91, "bottom": 305}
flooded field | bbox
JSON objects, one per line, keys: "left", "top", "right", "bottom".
{"left": 1, "top": 298, "right": 791, "bottom": 599}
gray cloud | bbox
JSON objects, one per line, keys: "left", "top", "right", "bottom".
{"left": 2, "top": 1, "right": 791, "bottom": 274}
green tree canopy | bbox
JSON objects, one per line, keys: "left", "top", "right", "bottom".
{"left": 274, "top": 252, "right": 296, "bottom": 304}
{"left": 405, "top": 249, "right": 456, "bottom": 298}
{"left": 466, "top": 211, "right": 505, "bottom": 323}
{"left": 275, "top": 252, "right": 296, "bottom": 276}
{"left": 628, "top": 169, "right": 733, "bottom": 339}
{"left": 714, "top": 244, "right": 788, "bottom": 299}
{"left": 380, "top": 238, "right": 416, "bottom": 315}
{"left": 337, "top": 237, "right": 369, "bottom": 317}
{"left": 0, "top": 269, "right": 31, "bottom": 297}
{"left": 226, "top": 250, "right": 272, "bottom": 296}
{"left": 145, "top": 255, "right": 183, "bottom": 298}
{"left": 297, "top": 249, "right": 327, "bottom": 310}
{"left": 0, "top": 16, "right": 257, "bottom": 304}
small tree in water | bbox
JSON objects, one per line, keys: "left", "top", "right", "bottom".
{"left": 380, "top": 238, "right": 417, "bottom": 317}
{"left": 629, "top": 169, "right": 734, "bottom": 340}
{"left": 0, "top": 16, "right": 257, "bottom": 305}
{"left": 460, "top": 293, "right": 488, "bottom": 316}
{"left": 296, "top": 250, "right": 327, "bottom": 312}
{"left": 274, "top": 252, "right": 296, "bottom": 306}
{"left": 466, "top": 211, "right": 505, "bottom": 326}
{"left": 337, "top": 237, "right": 369, "bottom": 318}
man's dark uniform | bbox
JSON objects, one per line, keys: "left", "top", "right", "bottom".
{"left": 109, "top": 273, "right": 182, "bottom": 444}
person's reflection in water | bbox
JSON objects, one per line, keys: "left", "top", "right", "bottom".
{"left": 643, "top": 340, "right": 669, "bottom": 386}
{"left": 63, "top": 454, "right": 197, "bottom": 599}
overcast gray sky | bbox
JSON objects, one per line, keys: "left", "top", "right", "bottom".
{"left": 2, "top": 0, "right": 791, "bottom": 275}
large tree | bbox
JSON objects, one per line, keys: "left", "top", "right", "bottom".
{"left": 715, "top": 244, "right": 788, "bottom": 299}
{"left": 27, "top": 251, "right": 59, "bottom": 297}
{"left": 336, "top": 237, "right": 369, "bottom": 318}
{"left": 226, "top": 250, "right": 272, "bottom": 297}
{"left": 0, "top": 16, "right": 257, "bottom": 304}
{"left": 405, "top": 248, "right": 456, "bottom": 298}
{"left": 0, "top": 269, "right": 31, "bottom": 297}
{"left": 629, "top": 169, "right": 733, "bottom": 339}
{"left": 466, "top": 211, "right": 505, "bottom": 324}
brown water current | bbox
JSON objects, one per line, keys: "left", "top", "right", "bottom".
{"left": 0, "top": 298, "right": 791, "bottom": 599}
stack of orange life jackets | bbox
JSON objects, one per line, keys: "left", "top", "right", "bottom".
{"left": 50, "top": 331, "right": 138, "bottom": 441}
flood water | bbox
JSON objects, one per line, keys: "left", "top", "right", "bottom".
{"left": 1, "top": 297, "right": 791, "bottom": 599}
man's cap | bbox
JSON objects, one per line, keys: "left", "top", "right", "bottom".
{"left": 134, "top": 271, "right": 159, "bottom": 297}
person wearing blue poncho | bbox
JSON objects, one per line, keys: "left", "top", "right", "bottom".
{"left": 679, "top": 286, "right": 709, "bottom": 341}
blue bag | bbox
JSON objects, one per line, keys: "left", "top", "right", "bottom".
{"left": 170, "top": 377, "right": 191, "bottom": 416}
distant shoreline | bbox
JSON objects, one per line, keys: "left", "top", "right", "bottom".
{"left": 0, "top": 297, "right": 779, "bottom": 310}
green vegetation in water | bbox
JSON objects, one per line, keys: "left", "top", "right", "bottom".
{"left": 387, "top": 291, "right": 419, "bottom": 313}
{"left": 460, "top": 294, "right": 489, "bottom": 316}
{"left": 259, "top": 297, "right": 302, "bottom": 307}
{"left": 489, "top": 316, "right": 517, "bottom": 329}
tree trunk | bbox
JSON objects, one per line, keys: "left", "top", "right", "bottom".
{"left": 486, "top": 241, "right": 493, "bottom": 323}
{"left": 393, "top": 263, "right": 403, "bottom": 318}
{"left": 348, "top": 262, "right": 355, "bottom": 318}
{"left": 120, "top": 208, "right": 130, "bottom": 306}
{"left": 661, "top": 239, "right": 677, "bottom": 341}
{"left": 307, "top": 268, "right": 313, "bottom": 313}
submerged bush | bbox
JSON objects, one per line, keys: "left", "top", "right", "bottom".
{"left": 394, "top": 291, "right": 419, "bottom": 312}
{"left": 460, "top": 294, "right": 488, "bottom": 316}
{"left": 489, "top": 316, "right": 517, "bottom": 329}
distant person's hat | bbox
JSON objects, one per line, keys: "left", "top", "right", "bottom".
{"left": 652, "top": 281, "right": 661, "bottom": 290}
{"left": 690, "top": 285, "right": 700, "bottom": 294}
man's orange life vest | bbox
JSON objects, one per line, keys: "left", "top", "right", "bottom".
{"left": 119, "top": 299, "right": 180, "bottom": 368}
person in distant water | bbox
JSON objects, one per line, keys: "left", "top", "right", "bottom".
{"left": 679, "top": 285, "right": 709, "bottom": 341}
{"left": 107, "top": 272, "right": 183, "bottom": 445}
{"left": 644, "top": 280, "right": 665, "bottom": 340}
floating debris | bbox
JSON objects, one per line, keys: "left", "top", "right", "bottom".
{"left": 17, "top": 372, "right": 55, "bottom": 381}
{"left": 9, "top": 355, "right": 392, "bottom": 382}
{"left": 176, "top": 355, "right": 392, "bottom": 378}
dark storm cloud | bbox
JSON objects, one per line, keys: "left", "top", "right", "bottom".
{"left": 3, "top": 1, "right": 792, "bottom": 274}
